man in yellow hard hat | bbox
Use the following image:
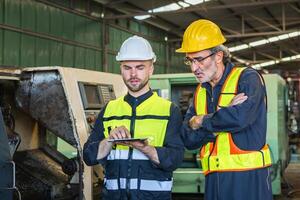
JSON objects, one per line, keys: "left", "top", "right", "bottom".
{"left": 83, "top": 35, "right": 184, "bottom": 200}
{"left": 178, "top": 19, "right": 273, "bottom": 200}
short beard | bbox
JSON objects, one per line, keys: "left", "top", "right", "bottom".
{"left": 124, "top": 79, "right": 149, "bottom": 92}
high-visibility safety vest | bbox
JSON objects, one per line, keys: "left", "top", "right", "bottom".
{"left": 195, "top": 67, "right": 272, "bottom": 175}
{"left": 102, "top": 92, "right": 173, "bottom": 193}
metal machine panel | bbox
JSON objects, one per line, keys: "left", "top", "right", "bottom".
{"left": 264, "top": 74, "right": 288, "bottom": 195}
{"left": 0, "top": 111, "right": 11, "bottom": 161}
{"left": 16, "top": 70, "right": 76, "bottom": 145}
{"left": 0, "top": 110, "right": 15, "bottom": 200}
{"left": 0, "top": 66, "right": 127, "bottom": 200}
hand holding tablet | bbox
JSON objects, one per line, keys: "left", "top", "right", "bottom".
{"left": 107, "top": 138, "right": 148, "bottom": 142}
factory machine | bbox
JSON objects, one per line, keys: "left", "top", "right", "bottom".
{"left": 0, "top": 67, "right": 126, "bottom": 200}
{"left": 150, "top": 72, "right": 289, "bottom": 195}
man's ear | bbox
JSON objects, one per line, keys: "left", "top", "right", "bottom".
{"left": 216, "top": 51, "right": 224, "bottom": 64}
{"left": 150, "top": 64, "right": 154, "bottom": 76}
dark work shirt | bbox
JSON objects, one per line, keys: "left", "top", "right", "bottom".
{"left": 83, "top": 90, "right": 184, "bottom": 172}
{"left": 182, "top": 62, "right": 267, "bottom": 151}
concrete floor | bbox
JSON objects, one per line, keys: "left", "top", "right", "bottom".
{"left": 277, "top": 162, "right": 300, "bottom": 200}
{"left": 172, "top": 162, "right": 300, "bottom": 200}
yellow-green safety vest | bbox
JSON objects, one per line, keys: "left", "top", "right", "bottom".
{"left": 195, "top": 67, "right": 272, "bottom": 175}
{"left": 103, "top": 92, "right": 171, "bottom": 152}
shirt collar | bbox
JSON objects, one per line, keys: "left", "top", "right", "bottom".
{"left": 124, "top": 89, "right": 153, "bottom": 107}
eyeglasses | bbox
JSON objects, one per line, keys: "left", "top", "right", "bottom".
{"left": 184, "top": 52, "right": 216, "bottom": 66}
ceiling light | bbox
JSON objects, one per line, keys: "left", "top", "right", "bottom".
{"left": 252, "top": 54, "right": 300, "bottom": 68}
{"left": 228, "top": 44, "right": 249, "bottom": 52}
{"left": 278, "top": 34, "right": 289, "bottom": 40}
{"left": 178, "top": 1, "right": 190, "bottom": 7}
{"left": 229, "top": 31, "right": 299, "bottom": 52}
{"left": 281, "top": 57, "right": 291, "bottom": 62}
{"left": 136, "top": 0, "right": 209, "bottom": 21}
{"left": 268, "top": 36, "right": 279, "bottom": 42}
{"left": 288, "top": 31, "right": 300, "bottom": 37}
{"left": 184, "top": 0, "right": 206, "bottom": 5}
{"left": 249, "top": 39, "right": 269, "bottom": 47}
{"left": 260, "top": 60, "right": 276, "bottom": 67}
{"left": 151, "top": 3, "right": 181, "bottom": 13}
{"left": 134, "top": 15, "right": 151, "bottom": 20}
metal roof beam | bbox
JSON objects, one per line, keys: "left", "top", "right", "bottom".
{"left": 288, "top": 3, "right": 300, "bottom": 13}
{"left": 104, "top": 0, "right": 299, "bottom": 20}
{"left": 245, "top": 13, "right": 281, "bottom": 31}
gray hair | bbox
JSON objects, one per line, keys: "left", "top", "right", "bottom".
{"left": 209, "top": 45, "right": 231, "bottom": 64}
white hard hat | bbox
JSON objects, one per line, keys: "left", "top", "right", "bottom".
{"left": 116, "top": 35, "right": 156, "bottom": 62}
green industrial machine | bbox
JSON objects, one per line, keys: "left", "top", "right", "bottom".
{"left": 150, "top": 73, "right": 289, "bottom": 195}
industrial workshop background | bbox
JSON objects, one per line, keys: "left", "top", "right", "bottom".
{"left": 0, "top": 0, "right": 186, "bottom": 74}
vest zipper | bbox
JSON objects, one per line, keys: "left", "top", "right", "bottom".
{"left": 211, "top": 87, "right": 214, "bottom": 103}
{"left": 126, "top": 102, "right": 137, "bottom": 199}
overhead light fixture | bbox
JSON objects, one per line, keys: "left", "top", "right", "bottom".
{"left": 134, "top": 0, "right": 210, "bottom": 20}
{"left": 249, "top": 39, "right": 269, "bottom": 47}
{"left": 252, "top": 54, "right": 300, "bottom": 69}
{"left": 278, "top": 34, "right": 289, "bottom": 40}
{"left": 184, "top": 0, "right": 206, "bottom": 5}
{"left": 229, "top": 31, "right": 300, "bottom": 52}
{"left": 268, "top": 36, "right": 279, "bottom": 42}
{"left": 134, "top": 15, "right": 151, "bottom": 20}
{"left": 178, "top": 1, "right": 190, "bottom": 7}
{"left": 228, "top": 44, "right": 249, "bottom": 52}
{"left": 151, "top": 3, "right": 181, "bottom": 13}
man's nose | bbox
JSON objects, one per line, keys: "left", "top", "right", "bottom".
{"left": 190, "top": 62, "right": 199, "bottom": 72}
{"left": 130, "top": 68, "right": 137, "bottom": 76}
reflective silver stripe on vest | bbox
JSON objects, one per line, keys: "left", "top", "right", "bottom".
{"left": 104, "top": 178, "right": 173, "bottom": 191}
{"left": 132, "top": 149, "right": 149, "bottom": 160}
{"left": 140, "top": 179, "right": 173, "bottom": 191}
{"left": 107, "top": 149, "right": 129, "bottom": 160}
{"left": 107, "top": 149, "right": 149, "bottom": 160}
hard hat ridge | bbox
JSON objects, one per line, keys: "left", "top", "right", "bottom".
{"left": 116, "top": 35, "right": 156, "bottom": 62}
{"left": 176, "top": 19, "right": 226, "bottom": 53}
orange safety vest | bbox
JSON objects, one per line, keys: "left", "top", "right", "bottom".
{"left": 195, "top": 67, "right": 272, "bottom": 175}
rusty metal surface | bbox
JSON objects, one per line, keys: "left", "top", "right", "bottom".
{"left": 14, "top": 150, "right": 73, "bottom": 200}
{"left": 15, "top": 70, "right": 77, "bottom": 145}
{"left": 0, "top": 110, "right": 11, "bottom": 161}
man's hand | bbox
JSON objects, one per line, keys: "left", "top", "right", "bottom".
{"left": 189, "top": 115, "right": 204, "bottom": 130}
{"left": 229, "top": 93, "right": 248, "bottom": 106}
{"left": 109, "top": 125, "right": 131, "bottom": 140}
{"left": 130, "top": 140, "right": 160, "bottom": 164}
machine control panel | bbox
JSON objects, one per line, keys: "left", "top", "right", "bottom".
{"left": 78, "top": 82, "right": 116, "bottom": 129}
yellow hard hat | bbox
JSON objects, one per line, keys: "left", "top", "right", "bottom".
{"left": 176, "top": 19, "right": 226, "bottom": 53}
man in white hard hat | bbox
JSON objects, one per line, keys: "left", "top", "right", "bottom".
{"left": 83, "top": 35, "right": 184, "bottom": 200}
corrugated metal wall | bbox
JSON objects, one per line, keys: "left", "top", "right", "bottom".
{"left": 0, "top": 0, "right": 187, "bottom": 74}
